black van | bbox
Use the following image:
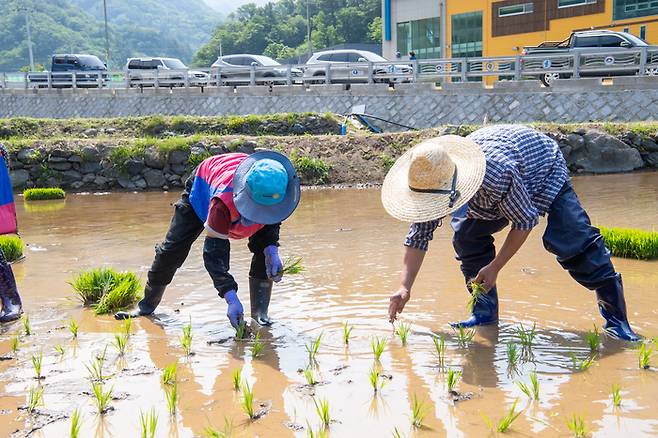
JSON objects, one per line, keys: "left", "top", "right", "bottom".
{"left": 28, "top": 54, "right": 109, "bottom": 88}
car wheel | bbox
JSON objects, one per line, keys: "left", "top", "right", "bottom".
{"left": 540, "top": 72, "right": 560, "bottom": 87}
{"left": 646, "top": 68, "right": 658, "bottom": 76}
{"left": 310, "top": 73, "right": 325, "bottom": 85}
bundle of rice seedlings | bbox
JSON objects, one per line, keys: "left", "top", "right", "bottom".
{"left": 69, "top": 268, "right": 142, "bottom": 315}
{"left": 23, "top": 188, "right": 66, "bottom": 201}
{"left": 281, "top": 256, "right": 304, "bottom": 275}
{"left": 599, "top": 226, "right": 658, "bottom": 260}
{"left": 0, "top": 235, "right": 23, "bottom": 262}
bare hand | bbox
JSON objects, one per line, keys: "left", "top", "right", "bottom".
{"left": 388, "top": 287, "right": 410, "bottom": 323}
{"left": 474, "top": 264, "right": 499, "bottom": 292}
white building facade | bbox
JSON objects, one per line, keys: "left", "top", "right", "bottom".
{"left": 382, "top": 0, "right": 446, "bottom": 60}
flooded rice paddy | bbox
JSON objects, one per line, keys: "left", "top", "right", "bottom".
{"left": 1, "top": 172, "right": 657, "bottom": 437}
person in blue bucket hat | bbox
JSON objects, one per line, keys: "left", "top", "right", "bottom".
{"left": 116, "top": 151, "right": 301, "bottom": 328}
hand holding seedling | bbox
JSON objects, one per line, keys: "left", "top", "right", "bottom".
{"left": 474, "top": 263, "right": 499, "bottom": 292}
{"left": 224, "top": 290, "right": 244, "bottom": 328}
{"left": 264, "top": 245, "right": 283, "bottom": 282}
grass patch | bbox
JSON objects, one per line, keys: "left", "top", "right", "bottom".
{"left": 289, "top": 149, "right": 330, "bottom": 184}
{"left": 23, "top": 187, "right": 65, "bottom": 201}
{"left": 380, "top": 153, "right": 396, "bottom": 172}
{"left": 69, "top": 268, "right": 142, "bottom": 315}
{"left": 0, "top": 235, "right": 24, "bottom": 262}
{"left": 600, "top": 226, "right": 658, "bottom": 260}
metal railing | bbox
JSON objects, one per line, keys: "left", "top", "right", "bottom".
{"left": 1, "top": 48, "right": 657, "bottom": 90}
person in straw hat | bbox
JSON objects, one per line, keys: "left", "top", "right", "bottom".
{"left": 382, "top": 124, "right": 640, "bottom": 341}
{"left": 116, "top": 150, "right": 301, "bottom": 328}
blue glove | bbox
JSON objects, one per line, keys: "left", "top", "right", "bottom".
{"left": 264, "top": 245, "right": 283, "bottom": 282}
{"left": 224, "top": 290, "right": 244, "bottom": 328}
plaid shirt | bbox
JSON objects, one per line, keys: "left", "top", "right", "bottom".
{"left": 405, "top": 125, "right": 569, "bottom": 251}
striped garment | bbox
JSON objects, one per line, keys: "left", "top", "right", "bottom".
{"left": 405, "top": 125, "right": 569, "bottom": 251}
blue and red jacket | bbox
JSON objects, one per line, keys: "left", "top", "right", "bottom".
{"left": 0, "top": 144, "right": 17, "bottom": 235}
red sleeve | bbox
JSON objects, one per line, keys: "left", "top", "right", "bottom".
{"left": 206, "top": 197, "right": 232, "bottom": 237}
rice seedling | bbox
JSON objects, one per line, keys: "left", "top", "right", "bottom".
{"left": 140, "top": 408, "right": 158, "bottom": 438}
{"left": 23, "top": 187, "right": 66, "bottom": 201}
{"left": 232, "top": 368, "right": 242, "bottom": 391}
{"left": 446, "top": 368, "right": 462, "bottom": 393}
{"left": 585, "top": 325, "right": 601, "bottom": 353}
{"left": 165, "top": 384, "right": 178, "bottom": 416}
{"left": 516, "top": 371, "right": 540, "bottom": 400}
{"left": 368, "top": 367, "right": 386, "bottom": 393}
{"left": 26, "top": 385, "right": 44, "bottom": 413}
{"left": 454, "top": 325, "right": 476, "bottom": 347}
{"left": 251, "top": 331, "right": 264, "bottom": 358}
{"left": 483, "top": 399, "right": 523, "bottom": 433}
{"left": 395, "top": 322, "right": 411, "bottom": 346}
{"left": 306, "top": 421, "right": 329, "bottom": 438}
{"left": 85, "top": 347, "right": 111, "bottom": 382}
{"left": 432, "top": 335, "right": 446, "bottom": 365}
{"left": 235, "top": 320, "right": 248, "bottom": 340}
{"left": 611, "top": 384, "right": 622, "bottom": 407}
{"left": 599, "top": 226, "right": 658, "bottom": 260}
{"left": 466, "top": 281, "right": 486, "bottom": 313}
{"left": 570, "top": 353, "right": 596, "bottom": 372}
{"left": 304, "top": 368, "right": 318, "bottom": 386}
{"left": 371, "top": 336, "right": 387, "bottom": 361}
{"left": 162, "top": 363, "right": 177, "bottom": 386}
{"left": 69, "top": 268, "right": 142, "bottom": 315}
{"left": 10, "top": 335, "right": 20, "bottom": 354}
{"left": 566, "top": 414, "right": 588, "bottom": 437}
{"left": 69, "top": 319, "right": 79, "bottom": 338}
{"left": 507, "top": 342, "right": 519, "bottom": 369}
{"left": 119, "top": 317, "right": 133, "bottom": 337}
{"left": 392, "top": 428, "right": 407, "bottom": 438}
{"left": 0, "top": 235, "right": 23, "bottom": 262}
{"left": 113, "top": 332, "right": 129, "bottom": 356}
{"left": 70, "top": 408, "right": 82, "bottom": 438}
{"left": 91, "top": 381, "right": 113, "bottom": 414}
{"left": 305, "top": 333, "right": 322, "bottom": 361}
{"left": 54, "top": 344, "right": 65, "bottom": 356}
{"left": 639, "top": 342, "right": 653, "bottom": 369}
{"left": 180, "top": 320, "right": 193, "bottom": 356}
{"left": 281, "top": 256, "right": 304, "bottom": 275}
{"left": 313, "top": 398, "right": 331, "bottom": 428}
{"left": 31, "top": 350, "right": 43, "bottom": 380}
{"left": 410, "top": 394, "right": 429, "bottom": 428}
{"left": 241, "top": 383, "right": 255, "bottom": 420}
{"left": 342, "top": 321, "right": 353, "bottom": 345}
{"left": 22, "top": 314, "right": 31, "bottom": 336}
{"left": 516, "top": 322, "right": 537, "bottom": 349}
{"left": 203, "top": 418, "right": 234, "bottom": 438}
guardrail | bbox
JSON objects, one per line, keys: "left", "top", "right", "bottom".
{"left": 1, "top": 48, "right": 657, "bottom": 90}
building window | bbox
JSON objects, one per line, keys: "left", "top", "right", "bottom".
{"left": 499, "top": 3, "right": 534, "bottom": 16}
{"left": 396, "top": 17, "right": 441, "bottom": 59}
{"left": 640, "top": 25, "right": 647, "bottom": 39}
{"left": 558, "top": 0, "right": 597, "bottom": 7}
{"left": 614, "top": 0, "right": 658, "bottom": 20}
{"left": 451, "top": 11, "right": 483, "bottom": 58}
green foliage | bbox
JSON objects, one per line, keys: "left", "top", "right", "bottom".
{"left": 263, "top": 42, "right": 296, "bottom": 61}
{"left": 566, "top": 414, "right": 588, "bottom": 437}
{"left": 85, "top": 346, "right": 111, "bottom": 382}
{"left": 10, "top": 335, "right": 20, "bottom": 354}
{"left": 162, "top": 363, "right": 177, "bottom": 386}
{"left": 0, "top": 236, "right": 24, "bottom": 262}
{"left": 23, "top": 188, "right": 65, "bottom": 201}
{"left": 432, "top": 335, "right": 446, "bottom": 365}
{"left": 342, "top": 321, "right": 353, "bottom": 345}
{"left": 371, "top": 336, "right": 387, "bottom": 361}
{"left": 368, "top": 16, "right": 383, "bottom": 42}
{"left": 313, "top": 397, "right": 331, "bottom": 428}
{"left": 483, "top": 399, "right": 523, "bottom": 433}
{"left": 140, "top": 408, "right": 158, "bottom": 438}
{"left": 410, "top": 394, "right": 429, "bottom": 428}
{"left": 446, "top": 368, "right": 462, "bottom": 393}
{"left": 600, "top": 226, "right": 658, "bottom": 260}
{"left": 289, "top": 149, "right": 330, "bottom": 184}
{"left": 395, "top": 322, "right": 411, "bottom": 346}
{"left": 69, "top": 267, "right": 142, "bottom": 315}
{"left": 380, "top": 153, "right": 396, "bottom": 172}
{"left": 70, "top": 408, "right": 82, "bottom": 438}
{"left": 517, "top": 371, "right": 540, "bottom": 400}
{"left": 203, "top": 418, "right": 234, "bottom": 438}
{"left": 27, "top": 385, "right": 44, "bottom": 413}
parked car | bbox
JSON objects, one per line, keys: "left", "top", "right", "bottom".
{"left": 211, "top": 54, "right": 303, "bottom": 85}
{"left": 521, "top": 30, "right": 658, "bottom": 86}
{"left": 125, "top": 57, "right": 209, "bottom": 87}
{"left": 303, "top": 50, "right": 413, "bottom": 84}
{"left": 28, "top": 54, "right": 109, "bottom": 88}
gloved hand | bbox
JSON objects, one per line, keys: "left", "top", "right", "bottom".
{"left": 264, "top": 245, "right": 283, "bottom": 282}
{"left": 224, "top": 290, "right": 244, "bottom": 328}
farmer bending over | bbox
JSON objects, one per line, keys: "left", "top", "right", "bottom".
{"left": 116, "top": 151, "right": 301, "bottom": 328}
{"left": 383, "top": 125, "right": 640, "bottom": 341}
{"left": 0, "top": 143, "right": 24, "bottom": 323}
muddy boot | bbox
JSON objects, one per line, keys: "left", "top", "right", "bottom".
{"left": 249, "top": 277, "right": 273, "bottom": 326}
{"left": 114, "top": 283, "right": 166, "bottom": 320}
{"left": 0, "top": 262, "right": 23, "bottom": 323}
{"left": 450, "top": 286, "right": 498, "bottom": 329}
{"left": 596, "top": 274, "right": 640, "bottom": 342}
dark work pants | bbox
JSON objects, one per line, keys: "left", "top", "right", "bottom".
{"left": 147, "top": 178, "right": 270, "bottom": 296}
{"left": 451, "top": 182, "right": 617, "bottom": 291}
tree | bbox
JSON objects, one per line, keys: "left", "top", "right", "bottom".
{"left": 368, "top": 16, "right": 382, "bottom": 42}
{"left": 263, "top": 42, "right": 296, "bottom": 61}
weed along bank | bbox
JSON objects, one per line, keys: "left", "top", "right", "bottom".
{"left": 1, "top": 113, "right": 657, "bottom": 437}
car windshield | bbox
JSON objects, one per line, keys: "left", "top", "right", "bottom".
{"left": 162, "top": 59, "right": 187, "bottom": 69}
{"left": 77, "top": 55, "right": 106, "bottom": 69}
{"left": 254, "top": 56, "right": 280, "bottom": 66}
{"left": 622, "top": 33, "right": 648, "bottom": 46}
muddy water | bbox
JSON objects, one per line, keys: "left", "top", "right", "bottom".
{"left": 1, "top": 172, "right": 657, "bottom": 437}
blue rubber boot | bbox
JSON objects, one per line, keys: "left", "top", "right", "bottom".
{"left": 450, "top": 285, "right": 499, "bottom": 328}
{"left": 595, "top": 274, "right": 640, "bottom": 342}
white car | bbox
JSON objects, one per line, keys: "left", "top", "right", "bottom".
{"left": 211, "top": 54, "right": 303, "bottom": 85}
{"left": 125, "top": 57, "right": 209, "bottom": 87}
{"left": 304, "top": 50, "right": 413, "bottom": 84}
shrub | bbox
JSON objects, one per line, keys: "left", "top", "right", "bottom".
{"left": 600, "top": 226, "right": 658, "bottom": 260}
{"left": 289, "top": 149, "right": 330, "bottom": 184}
{"left": 69, "top": 268, "right": 142, "bottom": 315}
{"left": 0, "top": 235, "right": 23, "bottom": 262}
{"left": 23, "top": 187, "right": 66, "bottom": 201}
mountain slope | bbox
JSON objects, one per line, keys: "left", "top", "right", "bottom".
{"left": 203, "top": 0, "right": 273, "bottom": 14}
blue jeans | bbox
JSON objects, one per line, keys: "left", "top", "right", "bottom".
{"left": 451, "top": 182, "right": 616, "bottom": 290}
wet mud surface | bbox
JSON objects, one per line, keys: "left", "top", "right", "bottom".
{"left": 1, "top": 172, "right": 657, "bottom": 437}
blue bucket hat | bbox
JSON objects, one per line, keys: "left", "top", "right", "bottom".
{"left": 233, "top": 150, "right": 301, "bottom": 225}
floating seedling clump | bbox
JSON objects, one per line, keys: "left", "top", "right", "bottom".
{"left": 395, "top": 322, "right": 411, "bottom": 346}
{"left": 0, "top": 235, "right": 23, "bottom": 262}
{"left": 70, "top": 268, "right": 142, "bottom": 315}
{"left": 599, "top": 226, "right": 658, "bottom": 260}
{"left": 483, "top": 399, "right": 523, "bottom": 433}
{"left": 23, "top": 187, "right": 66, "bottom": 201}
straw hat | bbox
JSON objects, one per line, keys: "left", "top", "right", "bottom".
{"left": 381, "top": 135, "right": 486, "bottom": 222}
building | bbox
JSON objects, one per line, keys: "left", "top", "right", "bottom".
{"left": 382, "top": 0, "right": 658, "bottom": 60}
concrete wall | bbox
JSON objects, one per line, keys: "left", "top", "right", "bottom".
{"left": 1, "top": 79, "right": 658, "bottom": 127}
